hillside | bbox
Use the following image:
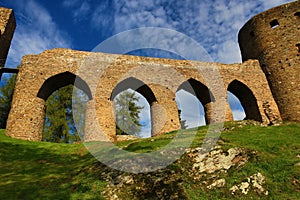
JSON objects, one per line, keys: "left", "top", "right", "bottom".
{"left": 0, "top": 121, "right": 299, "bottom": 199}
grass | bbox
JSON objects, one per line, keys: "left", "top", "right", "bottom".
{"left": 0, "top": 121, "right": 299, "bottom": 199}
{"left": 0, "top": 129, "right": 106, "bottom": 199}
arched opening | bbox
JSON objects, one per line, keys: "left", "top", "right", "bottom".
{"left": 227, "top": 80, "right": 262, "bottom": 122}
{"left": 110, "top": 77, "right": 156, "bottom": 138}
{"left": 37, "top": 72, "right": 92, "bottom": 143}
{"left": 227, "top": 91, "right": 246, "bottom": 120}
{"left": 176, "top": 78, "right": 215, "bottom": 128}
{"left": 175, "top": 90, "right": 205, "bottom": 129}
{"left": 37, "top": 72, "right": 92, "bottom": 100}
{"left": 0, "top": 73, "right": 16, "bottom": 128}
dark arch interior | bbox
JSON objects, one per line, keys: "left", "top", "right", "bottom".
{"left": 110, "top": 77, "right": 157, "bottom": 105}
{"left": 37, "top": 72, "right": 92, "bottom": 100}
{"left": 228, "top": 80, "right": 262, "bottom": 122}
{"left": 176, "top": 78, "right": 215, "bottom": 125}
{"left": 177, "top": 78, "right": 215, "bottom": 105}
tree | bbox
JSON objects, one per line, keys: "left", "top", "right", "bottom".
{"left": 43, "top": 85, "right": 88, "bottom": 143}
{"left": 0, "top": 74, "right": 16, "bottom": 128}
{"left": 178, "top": 109, "right": 188, "bottom": 130}
{"left": 114, "top": 91, "right": 144, "bottom": 136}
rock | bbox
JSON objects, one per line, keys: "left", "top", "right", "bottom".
{"left": 240, "top": 182, "right": 250, "bottom": 194}
{"left": 116, "top": 135, "right": 139, "bottom": 142}
{"left": 294, "top": 163, "right": 300, "bottom": 167}
{"left": 207, "top": 178, "right": 226, "bottom": 189}
{"left": 230, "top": 173, "right": 268, "bottom": 196}
{"left": 192, "top": 147, "right": 243, "bottom": 174}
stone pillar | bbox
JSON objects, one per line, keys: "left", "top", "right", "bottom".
{"left": 150, "top": 86, "right": 181, "bottom": 136}
{"left": 6, "top": 97, "right": 45, "bottom": 141}
{"left": 204, "top": 100, "right": 228, "bottom": 124}
{"left": 97, "top": 99, "right": 116, "bottom": 142}
{"left": 204, "top": 102, "right": 213, "bottom": 124}
{"left": 151, "top": 102, "right": 167, "bottom": 136}
{"left": 84, "top": 99, "right": 116, "bottom": 142}
{"left": 83, "top": 100, "right": 108, "bottom": 142}
{"left": 225, "top": 103, "right": 234, "bottom": 122}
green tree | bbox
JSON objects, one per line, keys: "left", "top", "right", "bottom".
{"left": 114, "top": 91, "right": 144, "bottom": 136}
{"left": 178, "top": 109, "right": 188, "bottom": 130}
{"left": 0, "top": 74, "right": 16, "bottom": 128}
{"left": 43, "top": 85, "right": 88, "bottom": 143}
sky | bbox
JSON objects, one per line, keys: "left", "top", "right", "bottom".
{"left": 0, "top": 0, "right": 295, "bottom": 137}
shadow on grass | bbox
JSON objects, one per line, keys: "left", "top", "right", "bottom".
{"left": 0, "top": 133, "right": 104, "bottom": 199}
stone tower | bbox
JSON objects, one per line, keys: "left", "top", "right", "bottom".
{"left": 238, "top": 1, "right": 300, "bottom": 122}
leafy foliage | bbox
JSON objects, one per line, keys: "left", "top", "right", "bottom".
{"left": 178, "top": 109, "right": 188, "bottom": 129}
{"left": 114, "top": 91, "right": 144, "bottom": 136}
{"left": 43, "top": 85, "right": 88, "bottom": 143}
{"left": 0, "top": 74, "right": 16, "bottom": 128}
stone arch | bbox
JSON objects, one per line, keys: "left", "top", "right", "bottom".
{"left": 110, "top": 77, "right": 157, "bottom": 137}
{"left": 227, "top": 79, "right": 262, "bottom": 122}
{"left": 177, "top": 78, "right": 215, "bottom": 124}
{"left": 110, "top": 77, "right": 157, "bottom": 104}
{"left": 37, "top": 71, "right": 92, "bottom": 100}
{"left": 36, "top": 71, "right": 92, "bottom": 141}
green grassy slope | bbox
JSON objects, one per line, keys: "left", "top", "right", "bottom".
{"left": 0, "top": 121, "right": 299, "bottom": 199}
{"left": 0, "top": 130, "right": 106, "bottom": 199}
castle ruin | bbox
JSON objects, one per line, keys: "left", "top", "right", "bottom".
{"left": 0, "top": 1, "right": 299, "bottom": 142}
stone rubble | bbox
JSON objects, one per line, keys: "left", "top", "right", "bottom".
{"left": 187, "top": 145, "right": 247, "bottom": 174}
{"left": 230, "top": 173, "right": 268, "bottom": 196}
{"left": 207, "top": 178, "right": 226, "bottom": 189}
{"left": 101, "top": 144, "right": 268, "bottom": 199}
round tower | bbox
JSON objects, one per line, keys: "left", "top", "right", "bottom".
{"left": 238, "top": 1, "right": 300, "bottom": 122}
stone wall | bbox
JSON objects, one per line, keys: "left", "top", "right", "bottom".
{"left": 6, "top": 2, "right": 300, "bottom": 142}
{"left": 6, "top": 48, "right": 281, "bottom": 142}
{"left": 238, "top": 1, "right": 300, "bottom": 121}
{"left": 0, "top": 7, "right": 16, "bottom": 67}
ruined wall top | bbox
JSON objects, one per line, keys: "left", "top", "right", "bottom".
{"left": 238, "top": 1, "right": 299, "bottom": 61}
{"left": 0, "top": 7, "right": 16, "bottom": 67}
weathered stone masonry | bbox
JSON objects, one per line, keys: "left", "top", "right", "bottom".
{"left": 0, "top": 7, "right": 15, "bottom": 67}
{"left": 239, "top": 1, "right": 300, "bottom": 122}
{"left": 6, "top": 49, "right": 281, "bottom": 141}
{"left": 2, "top": 2, "right": 299, "bottom": 142}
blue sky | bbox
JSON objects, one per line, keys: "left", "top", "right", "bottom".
{"left": 0, "top": 0, "right": 295, "bottom": 137}
{"left": 1, "top": 0, "right": 295, "bottom": 67}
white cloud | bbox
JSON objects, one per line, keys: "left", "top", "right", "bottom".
{"left": 62, "top": 0, "right": 91, "bottom": 22}
{"left": 228, "top": 91, "right": 246, "bottom": 120}
{"left": 73, "top": 1, "right": 91, "bottom": 20}
{"left": 62, "top": 0, "right": 81, "bottom": 8}
{"left": 104, "top": 0, "right": 294, "bottom": 64}
{"left": 113, "top": 1, "right": 171, "bottom": 32}
{"left": 232, "top": 109, "right": 246, "bottom": 120}
{"left": 176, "top": 89, "right": 205, "bottom": 128}
{"left": 59, "top": 0, "right": 294, "bottom": 63}
{"left": 217, "top": 40, "right": 242, "bottom": 64}
{"left": 6, "top": 0, "right": 71, "bottom": 67}
{"left": 262, "top": 0, "right": 296, "bottom": 10}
